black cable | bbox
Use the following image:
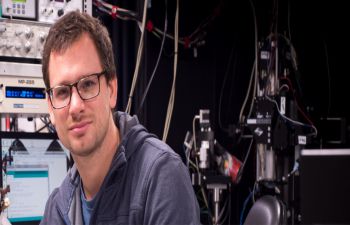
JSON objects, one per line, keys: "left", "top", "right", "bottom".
{"left": 38, "top": 116, "right": 55, "bottom": 133}
{"left": 136, "top": 0, "right": 168, "bottom": 116}
{"left": 36, "top": 125, "right": 48, "bottom": 133}
{"left": 217, "top": 190, "right": 231, "bottom": 225}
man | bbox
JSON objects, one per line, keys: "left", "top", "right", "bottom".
{"left": 40, "top": 11, "right": 201, "bottom": 225}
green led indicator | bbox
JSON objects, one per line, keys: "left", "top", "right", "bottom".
{"left": 12, "top": 0, "right": 26, "bottom": 3}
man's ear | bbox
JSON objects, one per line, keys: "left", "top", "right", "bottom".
{"left": 108, "top": 77, "right": 118, "bottom": 109}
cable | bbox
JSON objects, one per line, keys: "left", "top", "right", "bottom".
{"left": 94, "top": 0, "right": 221, "bottom": 51}
{"left": 162, "top": 0, "right": 179, "bottom": 142}
{"left": 280, "top": 76, "right": 316, "bottom": 130}
{"left": 238, "top": 0, "right": 258, "bottom": 124}
{"left": 189, "top": 158, "right": 198, "bottom": 171}
{"left": 153, "top": 1, "right": 222, "bottom": 50}
{"left": 93, "top": 0, "right": 139, "bottom": 22}
{"left": 250, "top": 0, "right": 258, "bottom": 98}
{"left": 217, "top": 184, "right": 232, "bottom": 225}
{"left": 192, "top": 115, "right": 200, "bottom": 157}
{"left": 217, "top": 194, "right": 229, "bottom": 225}
{"left": 239, "top": 191, "right": 253, "bottom": 225}
{"left": 238, "top": 60, "right": 256, "bottom": 124}
{"left": 287, "top": 160, "right": 299, "bottom": 178}
{"left": 201, "top": 187, "right": 210, "bottom": 214}
{"left": 265, "top": 95, "right": 318, "bottom": 136}
{"left": 36, "top": 117, "right": 52, "bottom": 133}
{"left": 252, "top": 181, "right": 258, "bottom": 203}
{"left": 236, "top": 138, "right": 254, "bottom": 184}
{"left": 184, "top": 144, "right": 198, "bottom": 171}
{"left": 247, "top": 59, "right": 258, "bottom": 119}
{"left": 136, "top": 0, "right": 168, "bottom": 116}
{"left": 38, "top": 116, "right": 55, "bottom": 133}
{"left": 125, "top": 0, "right": 149, "bottom": 114}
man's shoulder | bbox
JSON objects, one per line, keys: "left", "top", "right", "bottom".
{"left": 138, "top": 135, "right": 182, "bottom": 164}
{"left": 123, "top": 131, "right": 185, "bottom": 179}
{"left": 147, "top": 136, "right": 179, "bottom": 154}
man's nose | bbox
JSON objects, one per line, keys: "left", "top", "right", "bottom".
{"left": 69, "top": 87, "right": 85, "bottom": 115}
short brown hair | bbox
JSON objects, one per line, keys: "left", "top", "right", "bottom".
{"left": 42, "top": 11, "right": 116, "bottom": 89}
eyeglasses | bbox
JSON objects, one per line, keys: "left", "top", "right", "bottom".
{"left": 47, "top": 71, "right": 106, "bottom": 109}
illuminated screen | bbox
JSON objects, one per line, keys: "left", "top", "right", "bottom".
{"left": 6, "top": 86, "right": 45, "bottom": 99}
{"left": 6, "top": 165, "right": 49, "bottom": 222}
{"left": 12, "top": 0, "right": 26, "bottom": 3}
{"left": 0, "top": 132, "right": 69, "bottom": 225}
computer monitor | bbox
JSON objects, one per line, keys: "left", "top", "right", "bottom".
{"left": 0, "top": 132, "right": 69, "bottom": 225}
{"left": 299, "top": 149, "right": 350, "bottom": 224}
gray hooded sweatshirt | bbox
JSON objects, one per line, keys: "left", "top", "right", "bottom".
{"left": 40, "top": 111, "right": 201, "bottom": 225}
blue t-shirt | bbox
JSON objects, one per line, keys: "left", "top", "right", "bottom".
{"left": 80, "top": 183, "right": 96, "bottom": 225}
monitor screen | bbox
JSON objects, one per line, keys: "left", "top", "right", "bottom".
{"left": 0, "top": 132, "right": 69, "bottom": 224}
{"left": 6, "top": 165, "right": 49, "bottom": 222}
{"left": 299, "top": 149, "right": 350, "bottom": 224}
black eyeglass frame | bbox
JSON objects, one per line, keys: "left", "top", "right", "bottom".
{"left": 46, "top": 70, "right": 106, "bottom": 109}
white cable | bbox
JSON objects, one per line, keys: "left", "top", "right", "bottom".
{"left": 125, "top": 0, "right": 149, "bottom": 114}
{"left": 98, "top": 6, "right": 111, "bottom": 15}
{"left": 201, "top": 187, "right": 209, "bottom": 210}
{"left": 250, "top": 0, "right": 258, "bottom": 115}
{"left": 99, "top": 0, "right": 113, "bottom": 9}
{"left": 192, "top": 115, "right": 200, "bottom": 156}
{"left": 238, "top": 0, "right": 258, "bottom": 124}
{"left": 238, "top": 60, "right": 256, "bottom": 124}
{"left": 153, "top": 27, "right": 185, "bottom": 45}
{"left": 192, "top": 115, "right": 202, "bottom": 191}
{"left": 250, "top": 0, "right": 258, "bottom": 96}
{"left": 248, "top": 58, "right": 258, "bottom": 119}
{"left": 162, "top": 0, "right": 179, "bottom": 141}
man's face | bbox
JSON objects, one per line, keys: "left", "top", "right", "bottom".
{"left": 47, "top": 33, "right": 117, "bottom": 157}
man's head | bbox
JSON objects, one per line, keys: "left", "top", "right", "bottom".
{"left": 42, "top": 11, "right": 116, "bottom": 89}
{"left": 43, "top": 11, "right": 118, "bottom": 157}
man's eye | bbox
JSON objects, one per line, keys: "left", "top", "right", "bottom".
{"left": 54, "top": 87, "right": 70, "bottom": 99}
{"left": 80, "top": 79, "right": 97, "bottom": 90}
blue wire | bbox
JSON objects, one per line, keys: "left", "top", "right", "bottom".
{"left": 240, "top": 191, "right": 253, "bottom": 225}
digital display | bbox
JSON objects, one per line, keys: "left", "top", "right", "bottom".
{"left": 12, "top": 0, "right": 26, "bottom": 3}
{"left": 6, "top": 86, "right": 45, "bottom": 99}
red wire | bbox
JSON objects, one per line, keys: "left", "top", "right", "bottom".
{"left": 111, "top": 6, "right": 118, "bottom": 19}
